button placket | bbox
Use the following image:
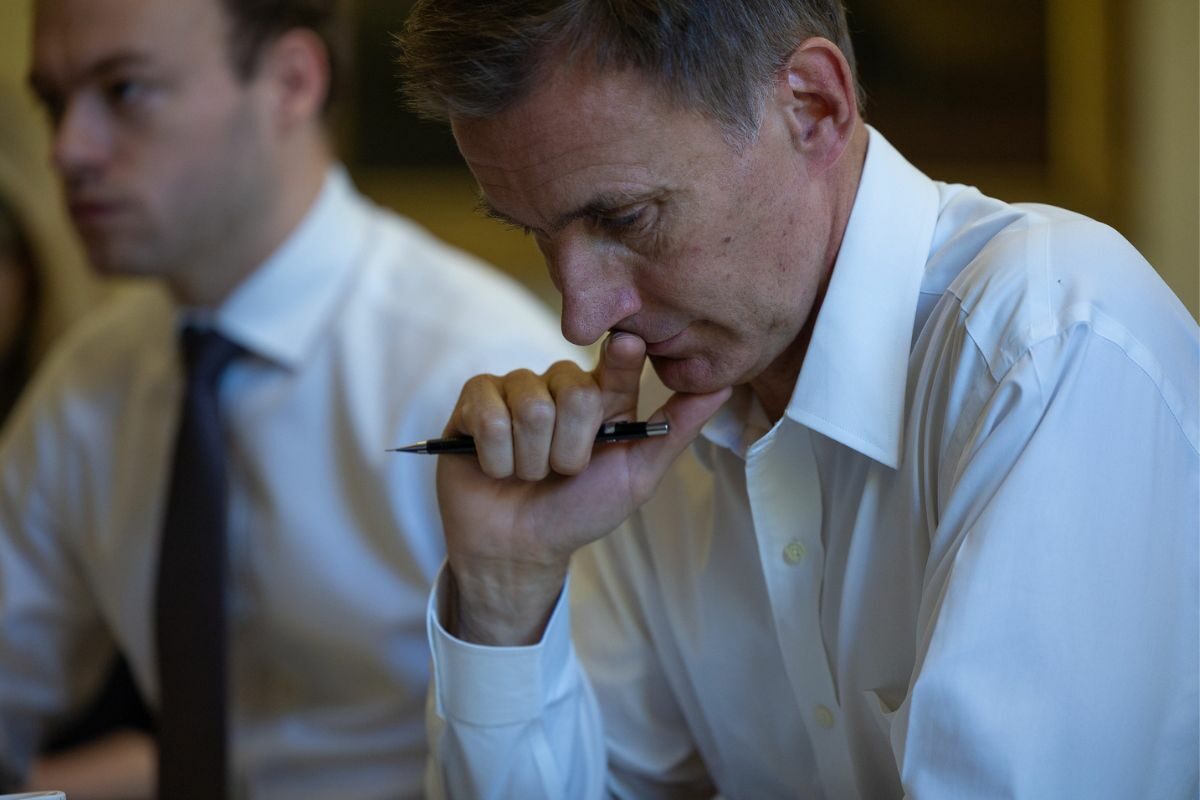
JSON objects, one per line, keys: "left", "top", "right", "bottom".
{"left": 747, "top": 422, "right": 855, "bottom": 797}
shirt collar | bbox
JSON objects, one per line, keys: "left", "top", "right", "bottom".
{"left": 699, "top": 383, "right": 771, "bottom": 459}
{"left": 702, "top": 127, "right": 940, "bottom": 469}
{"left": 787, "top": 127, "right": 940, "bottom": 468}
{"left": 203, "top": 166, "right": 367, "bottom": 370}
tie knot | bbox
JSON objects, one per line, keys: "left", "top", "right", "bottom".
{"left": 181, "top": 325, "right": 243, "bottom": 387}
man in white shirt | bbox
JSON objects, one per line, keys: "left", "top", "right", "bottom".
{"left": 0, "top": 0, "right": 575, "bottom": 797}
{"left": 399, "top": 1, "right": 1200, "bottom": 797}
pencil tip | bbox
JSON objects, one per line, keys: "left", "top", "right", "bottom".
{"left": 387, "top": 443, "right": 426, "bottom": 453}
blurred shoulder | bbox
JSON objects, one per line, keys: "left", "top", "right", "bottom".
{"left": 1, "top": 280, "right": 175, "bottom": 457}
{"left": 346, "top": 199, "right": 582, "bottom": 372}
{"left": 31, "top": 280, "right": 174, "bottom": 393}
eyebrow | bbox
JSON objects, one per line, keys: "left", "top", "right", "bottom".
{"left": 29, "top": 52, "right": 155, "bottom": 98}
{"left": 476, "top": 189, "right": 656, "bottom": 234}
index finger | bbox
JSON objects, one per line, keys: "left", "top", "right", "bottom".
{"left": 444, "top": 374, "right": 514, "bottom": 478}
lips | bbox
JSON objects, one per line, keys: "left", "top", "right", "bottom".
{"left": 67, "top": 198, "right": 126, "bottom": 229}
{"left": 644, "top": 328, "right": 688, "bottom": 356}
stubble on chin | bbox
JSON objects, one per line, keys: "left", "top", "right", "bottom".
{"left": 80, "top": 235, "right": 160, "bottom": 279}
{"left": 648, "top": 352, "right": 738, "bottom": 396}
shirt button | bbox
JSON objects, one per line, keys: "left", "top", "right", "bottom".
{"left": 783, "top": 540, "right": 807, "bottom": 565}
{"left": 814, "top": 704, "right": 835, "bottom": 729}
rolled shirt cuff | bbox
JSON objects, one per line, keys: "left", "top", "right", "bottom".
{"left": 427, "top": 560, "right": 576, "bottom": 727}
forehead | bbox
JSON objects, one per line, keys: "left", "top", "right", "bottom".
{"left": 452, "top": 65, "right": 731, "bottom": 216}
{"left": 454, "top": 66, "right": 686, "bottom": 172}
{"left": 32, "top": 0, "right": 226, "bottom": 83}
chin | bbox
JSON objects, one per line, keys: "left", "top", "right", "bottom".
{"left": 648, "top": 353, "right": 738, "bottom": 395}
{"left": 84, "top": 243, "right": 160, "bottom": 278}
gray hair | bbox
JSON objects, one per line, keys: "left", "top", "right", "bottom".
{"left": 397, "top": 0, "right": 860, "bottom": 140}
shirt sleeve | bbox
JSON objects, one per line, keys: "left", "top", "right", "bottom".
{"left": 424, "top": 563, "right": 608, "bottom": 800}
{"left": 0, "top": 377, "right": 114, "bottom": 782}
{"left": 891, "top": 322, "right": 1200, "bottom": 797}
{"left": 425, "top": 533, "right": 716, "bottom": 800}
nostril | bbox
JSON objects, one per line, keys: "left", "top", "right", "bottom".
{"left": 559, "top": 304, "right": 598, "bottom": 347}
{"left": 560, "top": 285, "right": 641, "bottom": 347}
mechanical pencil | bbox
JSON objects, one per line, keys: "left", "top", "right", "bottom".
{"left": 389, "top": 420, "right": 669, "bottom": 455}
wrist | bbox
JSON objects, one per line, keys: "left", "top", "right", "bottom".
{"left": 447, "top": 558, "right": 567, "bottom": 646}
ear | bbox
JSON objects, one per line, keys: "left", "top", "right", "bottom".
{"left": 772, "top": 38, "right": 858, "bottom": 172}
{"left": 258, "top": 28, "right": 330, "bottom": 133}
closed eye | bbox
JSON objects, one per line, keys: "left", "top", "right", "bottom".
{"left": 497, "top": 218, "right": 536, "bottom": 237}
{"left": 595, "top": 209, "right": 644, "bottom": 232}
{"left": 107, "top": 79, "right": 147, "bottom": 106}
{"left": 476, "top": 196, "right": 539, "bottom": 237}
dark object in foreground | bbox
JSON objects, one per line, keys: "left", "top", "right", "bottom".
{"left": 390, "top": 420, "right": 670, "bottom": 455}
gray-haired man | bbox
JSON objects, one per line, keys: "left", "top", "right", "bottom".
{"left": 400, "top": 1, "right": 1198, "bottom": 797}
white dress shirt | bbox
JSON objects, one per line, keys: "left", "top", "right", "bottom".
{"left": 0, "top": 168, "right": 578, "bottom": 799}
{"left": 426, "top": 129, "right": 1200, "bottom": 799}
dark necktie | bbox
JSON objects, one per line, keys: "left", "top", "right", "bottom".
{"left": 155, "top": 325, "right": 243, "bottom": 800}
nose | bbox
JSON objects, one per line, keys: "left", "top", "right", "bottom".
{"left": 51, "top": 96, "right": 111, "bottom": 179}
{"left": 547, "top": 237, "right": 641, "bottom": 346}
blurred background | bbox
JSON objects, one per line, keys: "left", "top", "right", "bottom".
{"left": 1, "top": 0, "right": 1196, "bottom": 320}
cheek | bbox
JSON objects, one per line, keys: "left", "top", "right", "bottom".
{"left": 160, "top": 110, "right": 263, "bottom": 222}
{"left": 669, "top": 230, "right": 774, "bottom": 320}
{"left": 119, "top": 129, "right": 209, "bottom": 223}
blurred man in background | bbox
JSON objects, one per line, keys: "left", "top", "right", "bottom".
{"left": 0, "top": 79, "right": 96, "bottom": 422}
{"left": 0, "top": 76, "right": 152, "bottom": 800}
{"left": 0, "top": 0, "right": 575, "bottom": 798}
{"left": 400, "top": 0, "right": 1200, "bottom": 797}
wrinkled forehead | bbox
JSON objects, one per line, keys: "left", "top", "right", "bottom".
{"left": 450, "top": 63, "right": 741, "bottom": 230}
{"left": 451, "top": 62, "right": 690, "bottom": 170}
{"left": 31, "top": 0, "right": 226, "bottom": 86}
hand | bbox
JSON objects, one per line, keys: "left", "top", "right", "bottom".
{"left": 26, "top": 729, "right": 155, "bottom": 800}
{"left": 437, "top": 332, "right": 730, "bottom": 645}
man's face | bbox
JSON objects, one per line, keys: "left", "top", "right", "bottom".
{"left": 30, "top": 0, "right": 273, "bottom": 280}
{"left": 453, "top": 66, "right": 836, "bottom": 395}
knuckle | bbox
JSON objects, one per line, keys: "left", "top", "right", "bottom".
{"left": 505, "top": 367, "right": 538, "bottom": 383}
{"left": 462, "top": 372, "right": 500, "bottom": 397}
{"left": 513, "top": 396, "right": 556, "bottom": 432}
{"left": 556, "top": 381, "right": 602, "bottom": 418}
{"left": 545, "top": 359, "right": 585, "bottom": 378}
{"left": 457, "top": 377, "right": 503, "bottom": 425}
{"left": 475, "top": 411, "right": 513, "bottom": 445}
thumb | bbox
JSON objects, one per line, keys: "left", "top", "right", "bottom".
{"left": 623, "top": 386, "right": 732, "bottom": 502}
{"left": 594, "top": 332, "right": 648, "bottom": 416}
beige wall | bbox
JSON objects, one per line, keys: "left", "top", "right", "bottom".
{"left": 1124, "top": 0, "right": 1199, "bottom": 318}
{"left": 0, "top": 1, "right": 31, "bottom": 83}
